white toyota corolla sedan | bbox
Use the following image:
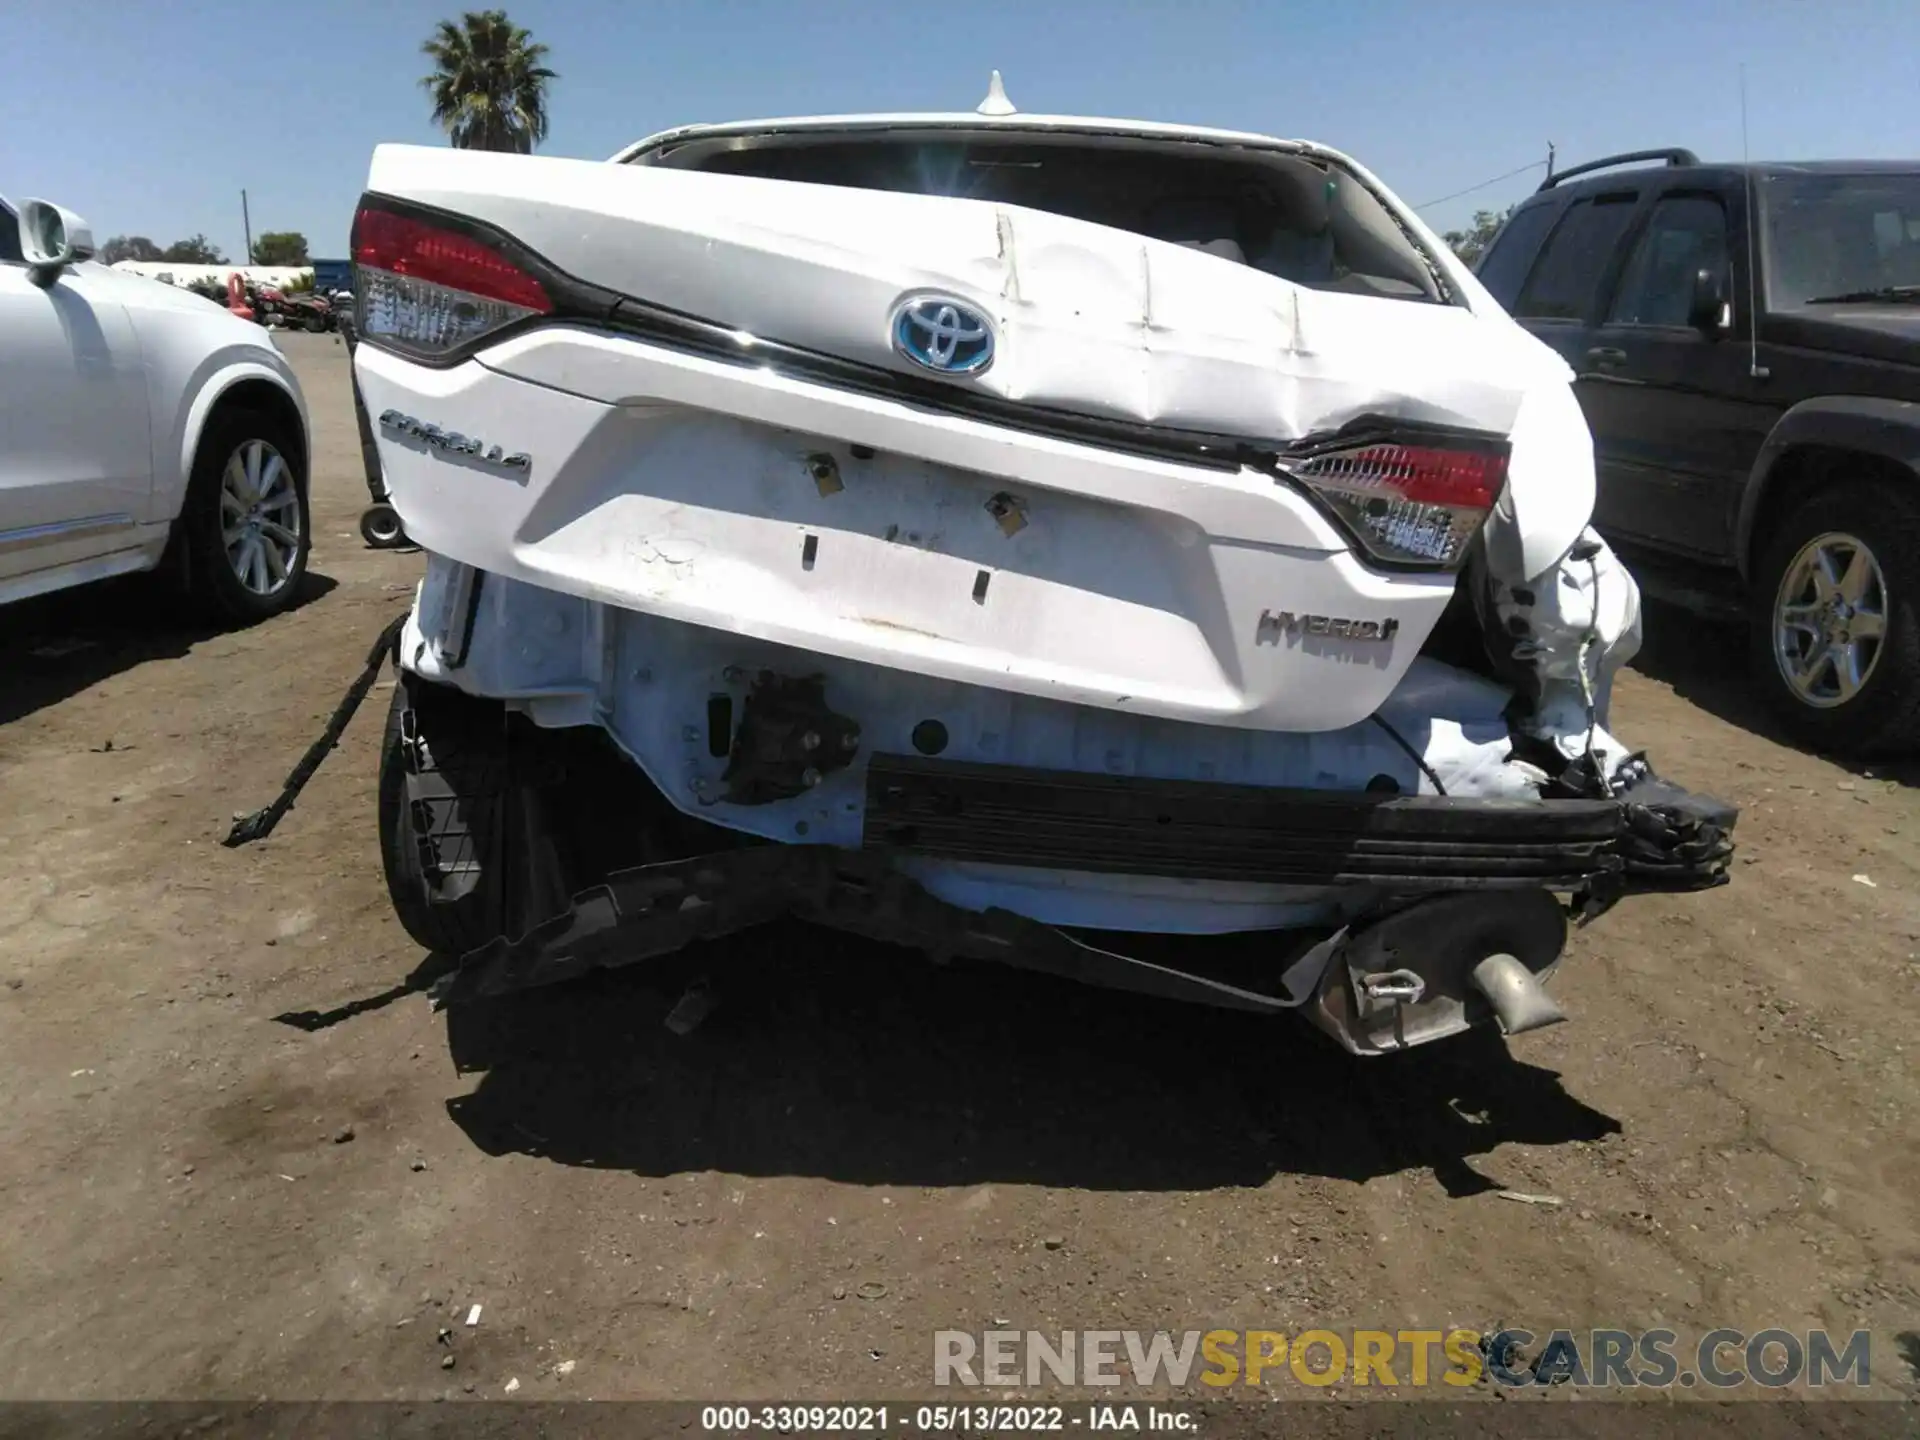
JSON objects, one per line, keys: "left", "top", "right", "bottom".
{"left": 0, "top": 194, "right": 310, "bottom": 623}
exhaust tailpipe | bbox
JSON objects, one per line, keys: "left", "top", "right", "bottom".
{"left": 1470, "top": 952, "right": 1567, "bottom": 1036}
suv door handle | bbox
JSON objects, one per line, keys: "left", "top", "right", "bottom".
{"left": 1586, "top": 346, "right": 1627, "bottom": 367}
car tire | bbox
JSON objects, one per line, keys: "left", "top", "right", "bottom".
{"left": 360, "top": 503, "right": 408, "bottom": 549}
{"left": 1747, "top": 477, "right": 1920, "bottom": 757}
{"left": 181, "top": 406, "right": 311, "bottom": 625}
{"left": 378, "top": 671, "right": 580, "bottom": 957}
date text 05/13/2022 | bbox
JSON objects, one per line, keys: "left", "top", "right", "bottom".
{"left": 699, "top": 1404, "right": 1196, "bottom": 1432}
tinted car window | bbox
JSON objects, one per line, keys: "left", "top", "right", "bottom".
{"left": 0, "top": 202, "right": 22, "bottom": 264}
{"left": 1762, "top": 171, "right": 1920, "bottom": 303}
{"left": 1606, "top": 195, "right": 1728, "bottom": 326}
{"left": 1474, "top": 203, "right": 1558, "bottom": 308}
{"left": 1514, "top": 194, "right": 1638, "bottom": 320}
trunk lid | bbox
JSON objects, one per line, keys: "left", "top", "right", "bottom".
{"left": 363, "top": 142, "right": 1552, "bottom": 445}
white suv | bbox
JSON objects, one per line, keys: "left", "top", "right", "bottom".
{"left": 347, "top": 91, "right": 1738, "bottom": 1053}
{"left": 0, "top": 196, "right": 310, "bottom": 622}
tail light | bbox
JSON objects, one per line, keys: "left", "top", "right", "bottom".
{"left": 352, "top": 206, "right": 551, "bottom": 359}
{"left": 1286, "top": 438, "right": 1508, "bottom": 571}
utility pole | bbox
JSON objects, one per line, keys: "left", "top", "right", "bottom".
{"left": 1546, "top": 142, "right": 1556, "bottom": 183}
{"left": 241, "top": 189, "right": 254, "bottom": 266}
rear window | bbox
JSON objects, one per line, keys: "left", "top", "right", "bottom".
{"left": 640, "top": 131, "right": 1448, "bottom": 304}
{"left": 1474, "top": 203, "right": 1557, "bottom": 308}
{"left": 0, "top": 202, "right": 21, "bottom": 264}
{"left": 1513, "top": 194, "right": 1638, "bottom": 320}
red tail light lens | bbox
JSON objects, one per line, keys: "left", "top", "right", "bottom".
{"left": 352, "top": 206, "right": 551, "bottom": 357}
{"left": 1289, "top": 441, "right": 1508, "bottom": 570}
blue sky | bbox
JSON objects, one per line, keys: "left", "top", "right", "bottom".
{"left": 3, "top": 0, "right": 1915, "bottom": 260}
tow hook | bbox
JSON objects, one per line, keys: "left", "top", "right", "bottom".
{"left": 1469, "top": 952, "right": 1567, "bottom": 1036}
{"left": 1358, "top": 969, "right": 1426, "bottom": 1007}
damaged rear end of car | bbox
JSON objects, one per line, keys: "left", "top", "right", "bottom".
{"left": 348, "top": 107, "right": 1736, "bottom": 1054}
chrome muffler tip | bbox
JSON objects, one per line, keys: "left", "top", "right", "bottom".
{"left": 1469, "top": 952, "right": 1567, "bottom": 1036}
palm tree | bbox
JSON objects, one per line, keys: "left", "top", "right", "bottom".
{"left": 420, "top": 10, "right": 556, "bottom": 154}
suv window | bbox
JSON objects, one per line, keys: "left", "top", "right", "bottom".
{"left": 1474, "top": 203, "right": 1557, "bottom": 308}
{"left": 1606, "top": 195, "right": 1729, "bottom": 326}
{"left": 1762, "top": 171, "right": 1920, "bottom": 304}
{"left": 1513, "top": 194, "right": 1638, "bottom": 320}
{"left": 0, "top": 201, "right": 21, "bottom": 264}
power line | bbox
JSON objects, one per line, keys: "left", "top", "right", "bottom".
{"left": 1413, "top": 159, "right": 1549, "bottom": 212}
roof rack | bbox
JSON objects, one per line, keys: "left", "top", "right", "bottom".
{"left": 1538, "top": 148, "right": 1701, "bottom": 192}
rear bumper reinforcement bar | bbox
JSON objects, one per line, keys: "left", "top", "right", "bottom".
{"left": 860, "top": 754, "right": 1686, "bottom": 890}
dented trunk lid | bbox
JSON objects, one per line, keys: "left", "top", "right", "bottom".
{"left": 362, "top": 136, "right": 1552, "bottom": 445}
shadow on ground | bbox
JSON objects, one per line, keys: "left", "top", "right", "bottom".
{"left": 0, "top": 570, "right": 338, "bottom": 726}
{"left": 416, "top": 925, "right": 1619, "bottom": 1194}
{"left": 1630, "top": 598, "right": 1920, "bottom": 785}
{"left": 273, "top": 950, "right": 456, "bottom": 1033}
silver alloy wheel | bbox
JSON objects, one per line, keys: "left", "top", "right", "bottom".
{"left": 1772, "top": 530, "right": 1888, "bottom": 709}
{"left": 219, "top": 438, "right": 301, "bottom": 596}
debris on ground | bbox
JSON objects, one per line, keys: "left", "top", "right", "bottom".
{"left": 504, "top": 1378, "right": 520, "bottom": 1394}
{"left": 1853, "top": 874, "right": 1878, "bottom": 888}
{"left": 465, "top": 1303, "right": 482, "bottom": 1326}
{"left": 663, "top": 980, "right": 715, "bottom": 1036}
{"left": 440, "top": 1355, "right": 455, "bottom": 1371}
{"left": 333, "top": 1126, "right": 355, "bottom": 1144}
{"left": 555, "top": 1359, "right": 576, "bottom": 1377}
{"left": 1496, "top": 1191, "right": 1566, "bottom": 1207}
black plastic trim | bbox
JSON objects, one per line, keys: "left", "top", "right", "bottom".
{"left": 602, "top": 293, "right": 1266, "bottom": 471}
{"left": 863, "top": 754, "right": 1622, "bottom": 890}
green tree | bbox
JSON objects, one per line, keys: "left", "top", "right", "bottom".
{"left": 98, "top": 235, "right": 164, "bottom": 265}
{"left": 1441, "top": 207, "right": 1514, "bottom": 268}
{"left": 253, "top": 231, "right": 310, "bottom": 265}
{"left": 420, "top": 9, "right": 556, "bottom": 154}
{"left": 161, "top": 234, "right": 226, "bottom": 264}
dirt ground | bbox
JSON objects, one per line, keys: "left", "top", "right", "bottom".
{"left": 0, "top": 332, "right": 1915, "bottom": 1406}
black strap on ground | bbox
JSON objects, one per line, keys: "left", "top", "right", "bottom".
{"left": 223, "top": 611, "right": 409, "bottom": 848}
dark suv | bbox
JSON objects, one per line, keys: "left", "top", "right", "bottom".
{"left": 1475, "top": 148, "right": 1920, "bottom": 755}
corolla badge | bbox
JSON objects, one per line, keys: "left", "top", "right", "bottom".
{"left": 378, "top": 410, "right": 530, "bottom": 473}
{"left": 891, "top": 294, "right": 994, "bottom": 376}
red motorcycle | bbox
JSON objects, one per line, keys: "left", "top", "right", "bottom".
{"left": 255, "top": 285, "right": 334, "bottom": 332}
